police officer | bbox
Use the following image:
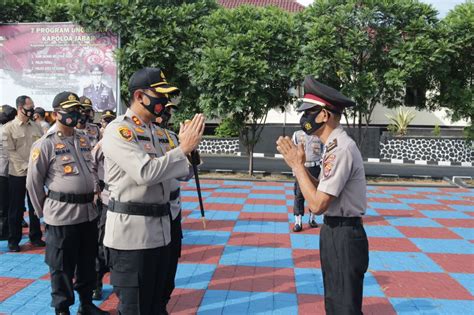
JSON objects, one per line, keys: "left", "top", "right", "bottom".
{"left": 154, "top": 102, "right": 194, "bottom": 312}
{"left": 33, "top": 107, "right": 51, "bottom": 134}
{"left": 0, "top": 105, "right": 17, "bottom": 240}
{"left": 3, "top": 95, "right": 44, "bottom": 252}
{"left": 77, "top": 96, "right": 101, "bottom": 147}
{"left": 102, "top": 67, "right": 205, "bottom": 314}
{"left": 276, "top": 75, "right": 368, "bottom": 315}
{"left": 83, "top": 64, "right": 116, "bottom": 111}
{"left": 291, "top": 130, "right": 322, "bottom": 232}
{"left": 99, "top": 110, "right": 116, "bottom": 136}
{"left": 26, "top": 92, "right": 108, "bottom": 315}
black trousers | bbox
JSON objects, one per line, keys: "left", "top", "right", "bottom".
{"left": 95, "top": 200, "right": 109, "bottom": 281}
{"left": 0, "top": 176, "right": 9, "bottom": 240}
{"left": 107, "top": 245, "right": 170, "bottom": 315}
{"left": 162, "top": 212, "right": 183, "bottom": 308}
{"left": 8, "top": 175, "right": 42, "bottom": 245}
{"left": 294, "top": 165, "right": 321, "bottom": 216}
{"left": 320, "top": 220, "right": 369, "bottom": 315}
{"left": 45, "top": 220, "right": 98, "bottom": 310}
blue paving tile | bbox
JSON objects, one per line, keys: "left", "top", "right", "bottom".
{"left": 420, "top": 210, "right": 471, "bottom": 219}
{"left": 410, "top": 238, "right": 474, "bottom": 254}
{"left": 367, "top": 193, "right": 393, "bottom": 198}
{"left": 426, "top": 194, "right": 464, "bottom": 200}
{"left": 197, "top": 290, "right": 227, "bottom": 314}
{"left": 181, "top": 190, "right": 212, "bottom": 197}
{"left": 290, "top": 234, "right": 319, "bottom": 249}
{"left": 0, "top": 254, "right": 49, "bottom": 279}
{"left": 242, "top": 204, "right": 288, "bottom": 213}
{"left": 450, "top": 204, "right": 474, "bottom": 212}
{"left": 215, "top": 188, "right": 251, "bottom": 194}
{"left": 286, "top": 199, "right": 294, "bottom": 206}
{"left": 234, "top": 221, "right": 289, "bottom": 234}
{"left": 219, "top": 245, "right": 293, "bottom": 268}
{"left": 181, "top": 201, "right": 199, "bottom": 210}
{"left": 365, "top": 208, "right": 379, "bottom": 216}
{"left": 251, "top": 185, "right": 286, "bottom": 191}
{"left": 223, "top": 180, "right": 254, "bottom": 186}
{"left": 399, "top": 198, "right": 440, "bottom": 205}
{"left": 450, "top": 227, "right": 474, "bottom": 240}
{"left": 294, "top": 268, "right": 324, "bottom": 295}
{"left": 175, "top": 263, "right": 216, "bottom": 290}
{"left": 385, "top": 217, "right": 442, "bottom": 227}
{"left": 188, "top": 210, "right": 240, "bottom": 220}
{"left": 0, "top": 237, "right": 29, "bottom": 253}
{"left": 369, "top": 202, "right": 412, "bottom": 210}
{"left": 205, "top": 197, "right": 246, "bottom": 204}
{"left": 369, "top": 251, "right": 443, "bottom": 272}
{"left": 407, "top": 187, "right": 441, "bottom": 192}
{"left": 182, "top": 230, "right": 231, "bottom": 246}
{"left": 248, "top": 193, "right": 286, "bottom": 200}
{"left": 364, "top": 225, "right": 404, "bottom": 238}
{"left": 450, "top": 273, "right": 474, "bottom": 296}
{"left": 363, "top": 272, "right": 385, "bottom": 297}
{"left": 390, "top": 298, "right": 474, "bottom": 314}
{"left": 382, "top": 190, "right": 419, "bottom": 195}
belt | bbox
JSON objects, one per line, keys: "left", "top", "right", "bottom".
{"left": 170, "top": 188, "right": 180, "bottom": 201}
{"left": 108, "top": 199, "right": 170, "bottom": 217}
{"left": 324, "top": 216, "right": 362, "bottom": 227}
{"left": 48, "top": 190, "right": 94, "bottom": 204}
{"left": 304, "top": 161, "right": 318, "bottom": 167}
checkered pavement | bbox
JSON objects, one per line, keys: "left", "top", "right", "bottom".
{"left": 0, "top": 180, "right": 473, "bottom": 314}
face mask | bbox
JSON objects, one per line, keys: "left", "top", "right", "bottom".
{"left": 299, "top": 108, "right": 325, "bottom": 135}
{"left": 103, "top": 117, "right": 114, "bottom": 124}
{"left": 58, "top": 111, "right": 81, "bottom": 127}
{"left": 159, "top": 109, "right": 172, "bottom": 127}
{"left": 21, "top": 107, "right": 35, "bottom": 120}
{"left": 141, "top": 93, "right": 168, "bottom": 117}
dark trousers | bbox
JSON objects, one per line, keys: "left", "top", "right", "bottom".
{"left": 294, "top": 165, "right": 321, "bottom": 216}
{"left": 95, "top": 200, "right": 109, "bottom": 282}
{"left": 107, "top": 245, "right": 170, "bottom": 315}
{"left": 45, "top": 221, "right": 98, "bottom": 310}
{"left": 0, "top": 176, "right": 9, "bottom": 240}
{"left": 8, "top": 175, "right": 42, "bottom": 245}
{"left": 320, "top": 219, "right": 369, "bottom": 315}
{"left": 163, "top": 212, "right": 183, "bottom": 308}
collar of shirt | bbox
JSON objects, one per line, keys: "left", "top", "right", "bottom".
{"left": 324, "top": 125, "right": 344, "bottom": 147}
{"left": 13, "top": 116, "right": 31, "bottom": 126}
{"left": 125, "top": 108, "right": 152, "bottom": 129}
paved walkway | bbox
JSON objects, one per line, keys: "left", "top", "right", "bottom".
{"left": 0, "top": 180, "right": 473, "bottom": 314}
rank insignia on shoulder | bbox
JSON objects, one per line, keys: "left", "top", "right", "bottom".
{"left": 132, "top": 116, "right": 141, "bottom": 126}
{"left": 326, "top": 139, "right": 338, "bottom": 153}
{"left": 31, "top": 148, "right": 40, "bottom": 161}
{"left": 135, "top": 127, "right": 145, "bottom": 134}
{"left": 118, "top": 126, "right": 133, "bottom": 142}
{"left": 55, "top": 143, "right": 66, "bottom": 150}
{"left": 63, "top": 165, "right": 73, "bottom": 174}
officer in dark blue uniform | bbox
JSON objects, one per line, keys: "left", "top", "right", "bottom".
{"left": 83, "top": 65, "right": 116, "bottom": 112}
{"left": 277, "top": 75, "right": 369, "bottom": 315}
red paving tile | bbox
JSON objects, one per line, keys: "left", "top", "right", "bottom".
{"left": 373, "top": 271, "right": 474, "bottom": 300}
{"left": 246, "top": 198, "right": 287, "bottom": 205}
{"left": 363, "top": 297, "right": 397, "bottom": 315}
{"left": 376, "top": 209, "right": 426, "bottom": 218}
{"left": 239, "top": 212, "right": 289, "bottom": 222}
{"left": 228, "top": 232, "right": 291, "bottom": 248}
{"left": 363, "top": 216, "right": 390, "bottom": 226}
{"left": 208, "top": 265, "right": 296, "bottom": 293}
{"left": 392, "top": 194, "right": 428, "bottom": 199}
{"left": 99, "top": 293, "right": 119, "bottom": 314}
{"left": 293, "top": 249, "right": 321, "bottom": 268}
{"left": 205, "top": 203, "right": 243, "bottom": 211}
{"left": 368, "top": 237, "right": 420, "bottom": 252}
{"left": 438, "top": 199, "right": 474, "bottom": 205}
{"left": 410, "top": 203, "right": 454, "bottom": 211}
{"left": 368, "top": 197, "right": 401, "bottom": 203}
{"left": 298, "top": 294, "right": 325, "bottom": 314}
{"left": 180, "top": 245, "right": 224, "bottom": 264}
{"left": 182, "top": 219, "right": 235, "bottom": 231}
{"left": 251, "top": 189, "right": 286, "bottom": 194}
{"left": 0, "top": 277, "right": 34, "bottom": 302}
{"left": 167, "top": 288, "right": 205, "bottom": 315}
{"left": 435, "top": 218, "right": 474, "bottom": 228}
{"left": 397, "top": 226, "right": 463, "bottom": 239}
{"left": 181, "top": 196, "right": 199, "bottom": 203}
{"left": 253, "top": 182, "right": 285, "bottom": 186}
{"left": 428, "top": 253, "right": 474, "bottom": 273}
{"left": 211, "top": 192, "right": 248, "bottom": 198}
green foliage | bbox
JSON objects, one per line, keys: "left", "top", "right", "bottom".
{"left": 385, "top": 107, "right": 416, "bottom": 136}
{"left": 432, "top": 124, "right": 441, "bottom": 137}
{"left": 214, "top": 117, "right": 241, "bottom": 138}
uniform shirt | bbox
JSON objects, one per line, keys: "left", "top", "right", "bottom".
{"left": 317, "top": 125, "right": 366, "bottom": 217}
{"left": 102, "top": 109, "right": 189, "bottom": 250}
{"left": 26, "top": 129, "right": 98, "bottom": 226}
{"left": 37, "top": 120, "right": 50, "bottom": 134}
{"left": 91, "top": 140, "right": 109, "bottom": 205}
{"left": 0, "top": 124, "right": 8, "bottom": 177}
{"left": 292, "top": 130, "right": 323, "bottom": 163}
{"left": 155, "top": 126, "right": 193, "bottom": 220}
{"left": 83, "top": 123, "right": 101, "bottom": 148}
{"left": 3, "top": 117, "right": 43, "bottom": 177}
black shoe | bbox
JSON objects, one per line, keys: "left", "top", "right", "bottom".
{"left": 77, "top": 303, "right": 109, "bottom": 315}
{"left": 22, "top": 219, "right": 28, "bottom": 228}
{"left": 8, "top": 243, "right": 20, "bottom": 252}
{"left": 31, "top": 239, "right": 46, "bottom": 247}
{"left": 308, "top": 219, "right": 319, "bottom": 228}
{"left": 55, "top": 310, "right": 70, "bottom": 315}
{"left": 92, "top": 287, "right": 102, "bottom": 300}
{"left": 293, "top": 223, "right": 302, "bottom": 232}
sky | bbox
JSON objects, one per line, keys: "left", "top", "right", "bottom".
{"left": 295, "top": 0, "right": 466, "bottom": 17}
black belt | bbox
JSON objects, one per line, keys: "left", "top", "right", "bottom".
{"left": 48, "top": 190, "right": 94, "bottom": 204}
{"left": 108, "top": 199, "right": 170, "bottom": 217}
{"left": 324, "top": 216, "right": 362, "bottom": 227}
{"left": 170, "top": 188, "right": 180, "bottom": 201}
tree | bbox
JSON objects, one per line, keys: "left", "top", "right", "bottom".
{"left": 437, "top": 1, "right": 473, "bottom": 139}
{"left": 297, "top": 0, "right": 442, "bottom": 147}
{"left": 191, "top": 6, "right": 299, "bottom": 174}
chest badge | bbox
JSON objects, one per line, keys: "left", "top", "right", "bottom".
{"left": 55, "top": 143, "right": 66, "bottom": 150}
{"left": 63, "top": 165, "right": 73, "bottom": 174}
{"left": 118, "top": 127, "right": 133, "bottom": 142}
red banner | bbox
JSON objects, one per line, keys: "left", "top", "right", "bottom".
{"left": 0, "top": 23, "right": 118, "bottom": 111}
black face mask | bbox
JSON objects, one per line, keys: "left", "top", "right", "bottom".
{"left": 299, "top": 108, "right": 325, "bottom": 135}
{"left": 58, "top": 111, "right": 81, "bottom": 127}
{"left": 77, "top": 112, "right": 88, "bottom": 125}
{"left": 21, "top": 107, "right": 35, "bottom": 120}
{"left": 103, "top": 117, "right": 114, "bottom": 124}
{"left": 141, "top": 93, "right": 168, "bottom": 117}
{"left": 159, "top": 110, "right": 172, "bottom": 127}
